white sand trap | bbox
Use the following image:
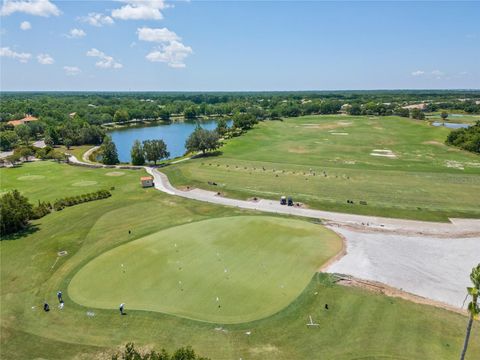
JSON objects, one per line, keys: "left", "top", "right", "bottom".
{"left": 326, "top": 228, "right": 480, "bottom": 308}
{"left": 105, "top": 171, "right": 125, "bottom": 176}
{"left": 330, "top": 132, "right": 349, "bottom": 135}
{"left": 370, "top": 149, "right": 397, "bottom": 158}
{"left": 17, "top": 175, "right": 45, "bottom": 181}
{"left": 72, "top": 180, "right": 98, "bottom": 187}
{"left": 445, "top": 160, "right": 464, "bottom": 170}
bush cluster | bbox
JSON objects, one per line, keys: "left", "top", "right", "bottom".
{"left": 446, "top": 121, "right": 480, "bottom": 154}
{"left": 110, "top": 343, "right": 209, "bottom": 360}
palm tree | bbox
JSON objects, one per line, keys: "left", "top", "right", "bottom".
{"left": 460, "top": 263, "right": 480, "bottom": 360}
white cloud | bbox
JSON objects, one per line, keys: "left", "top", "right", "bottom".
{"left": 37, "top": 53, "right": 54, "bottom": 64}
{"left": 63, "top": 66, "right": 81, "bottom": 76}
{"left": 79, "top": 12, "right": 114, "bottom": 27}
{"left": 67, "top": 28, "right": 86, "bottom": 39}
{"left": 112, "top": 0, "right": 168, "bottom": 20}
{"left": 146, "top": 40, "right": 193, "bottom": 68}
{"left": 0, "top": 46, "right": 31, "bottom": 63}
{"left": 86, "top": 48, "right": 123, "bottom": 69}
{"left": 137, "top": 27, "right": 179, "bottom": 43}
{"left": 20, "top": 20, "right": 31, "bottom": 30}
{"left": 431, "top": 70, "right": 445, "bottom": 77}
{"left": 411, "top": 70, "right": 425, "bottom": 76}
{"left": 1, "top": 0, "right": 60, "bottom": 17}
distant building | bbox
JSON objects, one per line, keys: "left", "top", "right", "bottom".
{"left": 140, "top": 176, "right": 154, "bottom": 188}
{"left": 7, "top": 114, "right": 38, "bottom": 127}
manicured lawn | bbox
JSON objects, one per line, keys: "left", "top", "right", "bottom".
{"left": 0, "top": 160, "right": 141, "bottom": 202}
{"left": 69, "top": 216, "right": 341, "bottom": 323}
{"left": 1, "top": 161, "right": 478, "bottom": 359}
{"left": 163, "top": 115, "right": 480, "bottom": 221}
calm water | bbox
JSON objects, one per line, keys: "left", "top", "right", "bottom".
{"left": 432, "top": 122, "right": 470, "bottom": 129}
{"left": 108, "top": 120, "right": 222, "bottom": 163}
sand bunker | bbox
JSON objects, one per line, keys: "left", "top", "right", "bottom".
{"left": 370, "top": 149, "right": 397, "bottom": 158}
{"left": 17, "top": 175, "right": 45, "bottom": 181}
{"left": 326, "top": 228, "right": 480, "bottom": 308}
{"left": 445, "top": 160, "right": 464, "bottom": 170}
{"left": 105, "top": 171, "right": 125, "bottom": 176}
{"left": 72, "top": 180, "right": 98, "bottom": 187}
{"left": 301, "top": 121, "right": 351, "bottom": 130}
{"left": 330, "top": 132, "right": 349, "bottom": 136}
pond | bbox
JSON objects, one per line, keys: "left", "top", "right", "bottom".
{"left": 108, "top": 120, "right": 225, "bottom": 163}
{"left": 431, "top": 122, "right": 470, "bottom": 129}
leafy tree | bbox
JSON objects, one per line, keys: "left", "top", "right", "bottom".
{"left": 216, "top": 118, "right": 229, "bottom": 136}
{"left": 232, "top": 112, "right": 257, "bottom": 130}
{"left": 45, "top": 127, "right": 60, "bottom": 146}
{"left": 110, "top": 342, "right": 209, "bottom": 360}
{"left": 114, "top": 109, "right": 129, "bottom": 123}
{"left": 410, "top": 108, "right": 425, "bottom": 120}
{"left": 100, "top": 135, "right": 119, "bottom": 165}
{"left": 441, "top": 111, "right": 448, "bottom": 121}
{"left": 185, "top": 127, "right": 220, "bottom": 155}
{"left": 142, "top": 139, "right": 169, "bottom": 165}
{"left": 0, "top": 130, "right": 19, "bottom": 151}
{"left": 5, "top": 152, "right": 21, "bottom": 166}
{"left": 394, "top": 107, "right": 410, "bottom": 118}
{"left": 64, "top": 138, "right": 73, "bottom": 150}
{"left": 0, "top": 190, "right": 33, "bottom": 236}
{"left": 348, "top": 104, "right": 362, "bottom": 115}
{"left": 460, "top": 264, "right": 480, "bottom": 360}
{"left": 130, "top": 140, "right": 145, "bottom": 165}
{"left": 446, "top": 121, "right": 480, "bottom": 154}
{"left": 184, "top": 106, "right": 197, "bottom": 120}
{"left": 15, "top": 124, "right": 31, "bottom": 145}
{"left": 158, "top": 108, "right": 171, "bottom": 121}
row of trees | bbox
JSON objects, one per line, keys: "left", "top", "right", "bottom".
{"left": 131, "top": 139, "right": 170, "bottom": 165}
{"left": 110, "top": 343, "right": 209, "bottom": 360}
{"left": 0, "top": 120, "right": 105, "bottom": 151}
{"left": 3, "top": 92, "right": 478, "bottom": 130}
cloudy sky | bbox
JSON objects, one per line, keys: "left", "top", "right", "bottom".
{"left": 0, "top": 0, "right": 479, "bottom": 91}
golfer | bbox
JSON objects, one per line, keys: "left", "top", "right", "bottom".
{"left": 57, "top": 290, "right": 63, "bottom": 303}
{"left": 119, "top": 303, "right": 125, "bottom": 315}
{"left": 43, "top": 302, "right": 50, "bottom": 312}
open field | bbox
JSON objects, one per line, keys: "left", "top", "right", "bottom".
{"left": 163, "top": 115, "right": 480, "bottom": 221}
{"left": 69, "top": 216, "right": 341, "bottom": 323}
{"left": 1, "top": 161, "right": 479, "bottom": 359}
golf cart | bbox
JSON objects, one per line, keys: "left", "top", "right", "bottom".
{"left": 280, "top": 196, "right": 287, "bottom": 205}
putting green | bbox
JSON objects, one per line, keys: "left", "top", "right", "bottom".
{"left": 68, "top": 216, "right": 342, "bottom": 323}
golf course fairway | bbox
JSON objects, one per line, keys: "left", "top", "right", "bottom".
{"left": 69, "top": 215, "right": 342, "bottom": 323}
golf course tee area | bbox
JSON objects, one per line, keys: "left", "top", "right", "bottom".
{"left": 69, "top": 216, "right": 341, "bottom": 323}
{"left": 163, "top": 115, "right": 480, "bottom": 221}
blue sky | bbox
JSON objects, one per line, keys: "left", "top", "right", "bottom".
{"left": 0, "top": 0, "right": 479, "bottom": 91}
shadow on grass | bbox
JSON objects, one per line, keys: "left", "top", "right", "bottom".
{"left": 191, "top": 150, "right": 223, "bottom": 159}
{"left": 1, "top": 224, "right": 39, "bottom": 241}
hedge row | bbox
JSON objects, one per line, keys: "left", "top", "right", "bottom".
{"left": 53, "top": 190, "right": 112, "bottom": 211}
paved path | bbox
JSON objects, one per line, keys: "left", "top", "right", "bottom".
{"left": 69, "top": 154, "right": 480, "bottom": 308}
{"left": 146, "top": 167, "right": 480, "bottom": 237}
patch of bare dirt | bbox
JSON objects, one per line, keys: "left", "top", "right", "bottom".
{"left": 336, "top": 276, "right": 467, "bottom": 315}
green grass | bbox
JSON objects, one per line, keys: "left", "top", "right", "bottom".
{"left": 0, "top": 161, "right": 141, "bottom": 202}
{"left": 1, "top": 161, "right": 479, "bottom": 359}
{"left": 163, "top": 115, "right": 480, "bottom": 221}
{"left": 69, "top": 216, "right": 341, "bottom": 323}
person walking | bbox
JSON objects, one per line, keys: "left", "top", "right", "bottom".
{"left": 57, "top": 291, "right": 63, "bottom": 303}
{"left": 119, "top": 303, "right": 125, "bottom": 315}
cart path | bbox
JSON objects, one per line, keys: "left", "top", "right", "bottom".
{"left": 145, "top": 167, "right": 480, "bottom": 238}
{"left": 68, "top": 154, "right": 480, "bottom": 309}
